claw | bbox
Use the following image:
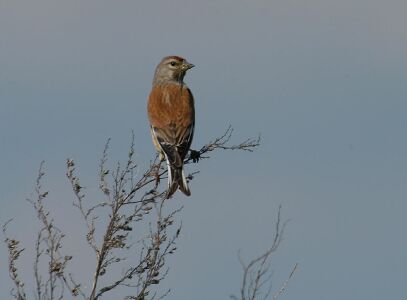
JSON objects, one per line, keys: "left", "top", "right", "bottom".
{"left": 189, "top": 150, "right": 200, "bottom": 163}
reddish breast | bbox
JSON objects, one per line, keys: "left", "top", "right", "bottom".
{"left": 148, "top": 84, "right": 195, "bottom": 129}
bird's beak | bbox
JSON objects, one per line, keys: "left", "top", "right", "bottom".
{"left": 182, "top": 62, "right": 195, "bottom": 70}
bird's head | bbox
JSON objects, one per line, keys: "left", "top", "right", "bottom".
{"left": 153, "top": 56, "right": 194, "bottom": 84}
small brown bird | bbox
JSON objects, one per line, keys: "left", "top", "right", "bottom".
{"left": 147, "top": 56, "right": 195, "bottom": 198}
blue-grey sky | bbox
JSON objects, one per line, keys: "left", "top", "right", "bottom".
{"left": 1, "top": 0, "right": 406, "bottom": 299}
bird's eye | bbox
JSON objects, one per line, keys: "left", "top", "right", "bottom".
{"left": 170, "top": 61, "right": 177, "bottom": 66}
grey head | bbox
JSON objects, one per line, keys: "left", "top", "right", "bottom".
{"left": 153, "top": 56, "right": 194, "bottom": 85}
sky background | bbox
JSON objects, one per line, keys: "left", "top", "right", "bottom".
{"left": 1, "top": 0, "right": 406, "bottom": 299}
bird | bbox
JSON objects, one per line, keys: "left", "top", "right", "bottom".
{"left": 147, "top": 56, "right": 195, "bottom": 198}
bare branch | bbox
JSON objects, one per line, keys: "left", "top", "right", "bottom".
{"left": 4, "top": 127, "right": 265, "bottom": 300}
{"left": 187, "top": 126, "right": 261, "bottom": 164}
{"left": 24, "top": 162, "right": 79, "bottom": 300}
{"left": 272, "top": 263, "right": 298, "bottom": 300}
{"left": 232, "top": 206, "right": 295, "bottom": 300}
{"left": 2, "top": 220, "right": 27, "bottom": 300}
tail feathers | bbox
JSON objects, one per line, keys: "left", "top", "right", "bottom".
{"left": 165, "top": 161, "right": 191, "bottom": 199}
{"left": 178, "top": 168, "right": 191, "bottom": 196}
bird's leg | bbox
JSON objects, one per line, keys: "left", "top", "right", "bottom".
{"left": 153, "top": 153, "right": 165, "bottom": 189}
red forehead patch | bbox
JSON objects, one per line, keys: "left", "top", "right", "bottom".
{"left": 166, "top": 55, "right": 185, "bottom": 61}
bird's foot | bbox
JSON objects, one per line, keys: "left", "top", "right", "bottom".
{"left": 189, "top": 150, "right": 201, "bottom": 163}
